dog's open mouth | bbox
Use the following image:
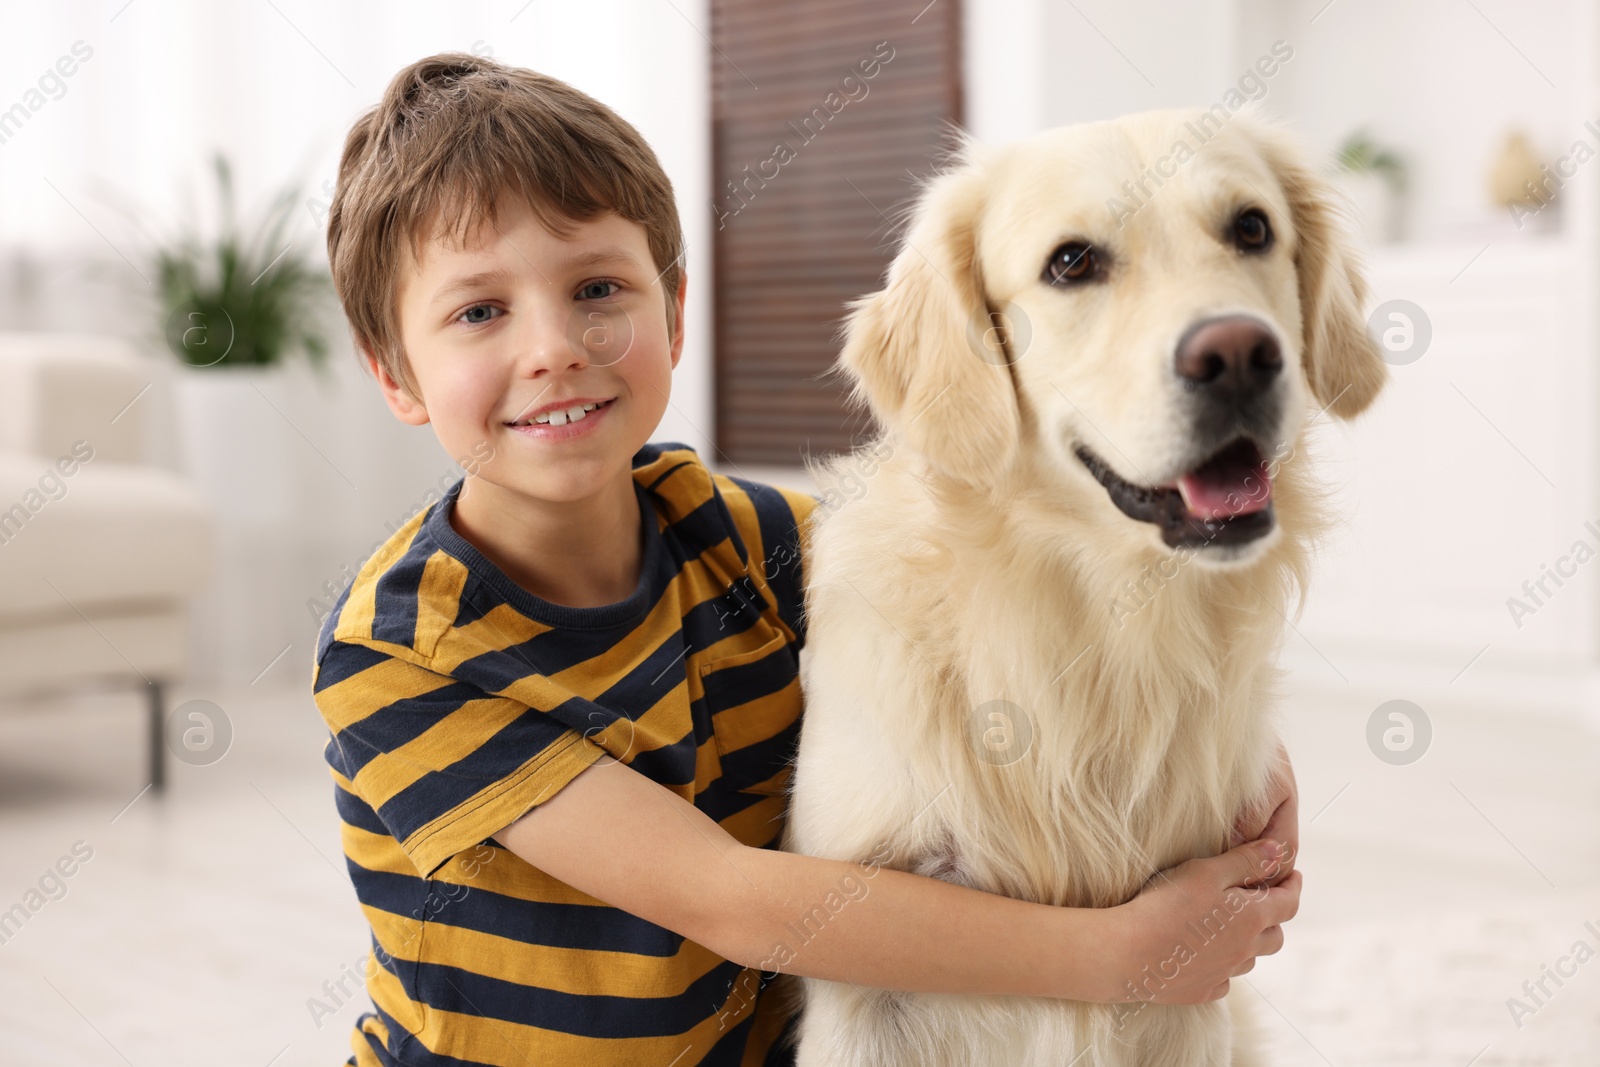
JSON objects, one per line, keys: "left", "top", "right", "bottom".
{"left": 1075, "top": 437, "right": 1275, "bottom": 549}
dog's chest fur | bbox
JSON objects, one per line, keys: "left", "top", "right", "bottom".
{"left": 911, "top": 642, "right": 1276, "bottom": 912}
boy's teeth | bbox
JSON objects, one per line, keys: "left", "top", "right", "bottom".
{"left": 523, "top": 401, "right": 601, "bottom": 426}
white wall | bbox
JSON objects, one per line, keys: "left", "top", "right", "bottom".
{"left": 964, "top": 0, "right": 1243, "bottom": 144}
{"left": 964, "top": 0, "right": 1584, "bottom": 244}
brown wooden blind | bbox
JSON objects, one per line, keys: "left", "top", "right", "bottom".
{"left": 710, "top": 0, "right": 963, "bottom": 465}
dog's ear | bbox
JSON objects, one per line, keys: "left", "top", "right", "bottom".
{"left": 837, "top": 155, "right": 1020, "bottom": 485}
{"left": 1244, "top": 118, "right": 1388, "bottom": 420}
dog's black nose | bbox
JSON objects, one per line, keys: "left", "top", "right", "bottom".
{"left": 1174, "top": 316, "right": 1282, "bottom": 400}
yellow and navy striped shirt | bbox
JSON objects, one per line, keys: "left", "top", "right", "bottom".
{"left": 311, "top": 441, "right": 818, "bottom": 1067}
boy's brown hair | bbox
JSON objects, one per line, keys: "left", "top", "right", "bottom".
{"left": 326, "top": 52, "right": 684, "bottom": 399}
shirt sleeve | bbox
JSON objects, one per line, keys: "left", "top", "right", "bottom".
{"left": 727, "top": 479, "right": 821, "bottom": 651}
{"left": 311, "top": 635, "right": 606, "bottom": 877}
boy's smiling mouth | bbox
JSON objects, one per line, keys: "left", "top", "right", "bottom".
{"left": 504, "top": 396, "right": 617, "bottom": 438}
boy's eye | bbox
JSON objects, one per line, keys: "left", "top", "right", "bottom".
{"left": 459, "top": 304, "right": 502, "bottom": 326}
{"left": 577, "top": 280, "right": 621, "bottom": 300}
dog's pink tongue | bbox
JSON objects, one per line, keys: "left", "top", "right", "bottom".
{"left": 1176, "top": 449, "right": 1272, "bottom": 520}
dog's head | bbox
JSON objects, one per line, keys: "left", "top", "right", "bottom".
{"left": 837, "top": 105, "right": 1387, "bottom": 565}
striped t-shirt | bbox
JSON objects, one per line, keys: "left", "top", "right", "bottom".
{"left": 310, "top": 441, "right": 819, "bottom": 1067}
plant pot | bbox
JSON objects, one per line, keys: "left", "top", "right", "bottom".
{"left": 172, "top": 362, "right": 298, "bottom": 685}
{"left": 173, "top": 363, "right": 295, "bottom": 529}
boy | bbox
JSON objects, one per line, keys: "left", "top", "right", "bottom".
{"left": 312, "top": 52, "right": 1302, "bottom": 1067}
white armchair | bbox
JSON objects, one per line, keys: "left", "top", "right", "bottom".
{"left": 0, "top": 333, "right": 216, "bottom": 792}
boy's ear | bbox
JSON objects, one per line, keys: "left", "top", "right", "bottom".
{"left": 669, "top": 272, "right": 687, "bottom": 370}
{"left": 363, "top": 343, "right": 430, "bottom": 426}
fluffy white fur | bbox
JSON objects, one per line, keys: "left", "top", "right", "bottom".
{"left": 776, "top": 105, "right": 1387, "bottom": 1067}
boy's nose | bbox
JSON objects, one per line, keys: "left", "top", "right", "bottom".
{"left": 517, "top": 307, "right": 593, "bottom": 372}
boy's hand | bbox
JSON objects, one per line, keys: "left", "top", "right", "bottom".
{"left": 1107, "top": 838, "right": 1301, "bottom": 1006}
{"left": 1228, "top": 739, "right": 1298, "bottom": 886}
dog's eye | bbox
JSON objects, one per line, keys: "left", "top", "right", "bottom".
{"left": 1232, "top": 208, "right": 1273, "bottom": 253}
{"left": 1044, "top": 242, "right": 1099, "bottom": 285}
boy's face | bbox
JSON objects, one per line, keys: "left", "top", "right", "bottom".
{"left": 373, "top": 195, "right": 685, "bottom": 505}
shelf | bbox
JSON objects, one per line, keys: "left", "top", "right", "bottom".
{"left": 1364, "top": 233, "right": 1576, "bottom": 282}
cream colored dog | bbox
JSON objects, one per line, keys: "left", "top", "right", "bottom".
{"left": 781, "top": 104, "right": 1387, "bottom": 1066}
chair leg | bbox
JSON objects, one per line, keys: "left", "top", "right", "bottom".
{"left": 147, "top": 679, "right": 166, "bottom": 794}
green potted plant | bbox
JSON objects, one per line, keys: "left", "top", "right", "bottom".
{"left": 151, "top": 150, "right": 334, "bottom": 371}
{"left": 100, "top": 150, "right": 341, "bottom": 545}
{"left": 1332, "top": 128, "right": 1407, "bottom": 245}
{"left": 85, "top": 150, "right": 341, "bottom": 683}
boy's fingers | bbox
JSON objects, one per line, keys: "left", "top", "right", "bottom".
{"left": 1261, "top": 869, "right": 1302, "bottom": 926}
{"left": 1252, "top": 846, "right": 1296, "bottom": 888}
{"left": 1252, "top": 923, "right": 1285, "bottom": 958}
{"left": 1218, "top": 838, "right": 1288, "bottom": 889}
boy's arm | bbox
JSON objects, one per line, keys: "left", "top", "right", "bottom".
{"left": 496, "top": 755, "right": 1300, "bottom": 1005}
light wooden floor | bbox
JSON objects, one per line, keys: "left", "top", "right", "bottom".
{"left": 0, "top": 647, "right": 1595, "bottom": 1065}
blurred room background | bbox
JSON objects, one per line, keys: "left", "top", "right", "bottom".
{"left": 0, "top": 0, "right": 1595, "bottom": 1063}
